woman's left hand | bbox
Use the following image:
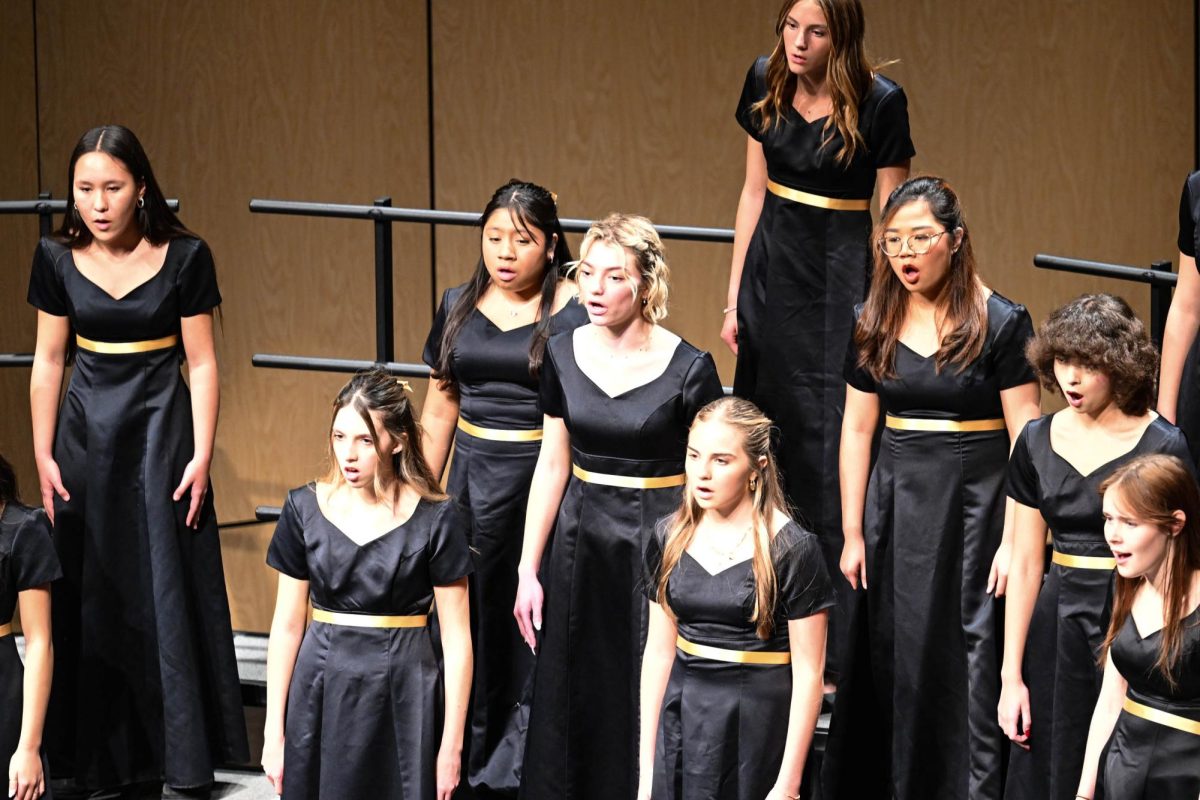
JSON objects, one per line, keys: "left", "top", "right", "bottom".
{"left": 987, "top": 540, "right": 1011, "bottom": 597}
{"left": 173, "top": 457, "right": 211, "bottom": 529}
{"left": 764, "top": 786, "right": 799, "bottom": 800}
{"left": 435, "top": 746, "right": 460, "bottom": 800}
{"left": 8, "top": 745, "right": 45, "bottom": 800}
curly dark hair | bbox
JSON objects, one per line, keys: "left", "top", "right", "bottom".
{"left": 1025, "top": 293, "right": 1157, "bottom": 415}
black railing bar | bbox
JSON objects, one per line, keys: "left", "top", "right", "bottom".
{"left": 248, "top": 199, "right": 735, "bottom": 243}
{"left": 0, "top": 354, "right": 34, "bottom": 368}
{"left": 1033, "top": 254, "right": 1177, "bottom": 287}
{"left": 256, "top": 506, "right": 282, "bottom": 522}
{"left": 0, "top": 198, "right": 180, "bottom": 213}
{"left": 252, "top": 354, "right": 432, "bottom": 378}
{"left": 217, "top": 518, "right": 270, "bottom": 530}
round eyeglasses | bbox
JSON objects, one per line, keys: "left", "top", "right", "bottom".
{"left": 877, "top": 230, "right": 952, "bottom": 257}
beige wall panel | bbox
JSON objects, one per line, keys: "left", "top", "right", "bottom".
{"left": 433, "top": 1, "right": 1193, "bottom": 389}
{"left": 25, "top": 0, "right": 431, "bottom": 631}
{"left": 0, "top": 4, "right": 40, "bottom": 499}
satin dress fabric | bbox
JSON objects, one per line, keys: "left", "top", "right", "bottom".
{"left": 422, "top": 287, "right": 587, "bottom": 798}
{"left": 822, "top": 294, "right": 1036, "bottom": 800}
{"left": 643, "top": 520, "right": 835, "bottom": 800}
{"left": 1003, "top": 414, "right": 1194, "bottom": 800}
{"left": 26, "top": 237, "right": 248, "bottom": 789}
{"left": 1101, "top": 604, "right": 1200, "bottom": 798}
{"left": 732, "top": 56, "right": 915, "bottom": 679}
{"left": 267, "top": 487, "right": 475, "bottom": 800}
{"left": 0, "top": 502, "right": 62, "bottom": 798}
{"left": 1170, "top": 171, "right": 1200, "bottom": 466}
{"left": 519, "top": 332, "right": 724, "bottom": 800}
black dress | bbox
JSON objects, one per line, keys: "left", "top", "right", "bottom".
{"left": 1003, "top": 414, "right": 1193, "bottom": 800}
{"left": 266, "top": 486, "right": 475, "bottom": 800}
{"left": 0, "top": 502, "right": 62, "bottom": 797}
{"left": 519, "top": 332, "right": 724, "bottom": 800}
{"left": 822, "top": 294, "right": 1036, "bottom": 800}
{"left": 1171, "top": 170, "right": 1200, "bottom": 466}
{"left": 732, "top": 56, "right": 915, "bottom": 678}
{"left": 26, "top": 237, "right": 248, "bottom": 789}
{"left": 422, "top": 286, "right": 587, "bottom": 798}
{"left": 1101, "top": 603, "right": 1200, "bottom": 798}
{"left": 643, "top": 519, "right": 836, "bottom": 800}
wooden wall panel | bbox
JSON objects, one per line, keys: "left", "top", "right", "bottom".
{"left": 0, "top": 3, "right": 40, "bottom": 502}
{"left": 16, "top": 0, "right": 432, "bottom": 631}
{"left": 433, "top": 1, "right": 1194, "bottom": 389}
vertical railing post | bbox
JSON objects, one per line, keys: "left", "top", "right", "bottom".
{"left": 37, "top": 191, "right": 52, "bottom": 238}
{"left": 1150, "top": 260, "right": 1173, "bottom": 350}
{"left": 372, "top": 197, "right": 395, "bottom": 363}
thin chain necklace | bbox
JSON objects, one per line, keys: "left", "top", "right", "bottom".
{"left": 708, "top": 524, "right": 753, "bottom": 562}
{"left": 495, "top": 289, "right": 540, "bottom": 318}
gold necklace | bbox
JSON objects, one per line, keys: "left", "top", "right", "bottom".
{"left": 709, "top": 525, "right": 752, "bottom": 562}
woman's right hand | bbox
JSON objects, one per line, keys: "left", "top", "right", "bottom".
{"left": 839, "top": 533, "right": 867, "bottom": 590}
{"left": 635, "top": 779, "right": 652, "bottom": 800}
{"left": 35, "top": 457, "right": 69, "bottom": 524}
{"left": 261, "top": 733, "right": 285, "bottom": 795}
{"left": 513, "top": 568, "right": 543, "bottom": 653}
{"left": 998, "top": 677, "right": 1032, "bottom": 750}
{"left": 720, "top": 311, "right": 738, "bottom": 356}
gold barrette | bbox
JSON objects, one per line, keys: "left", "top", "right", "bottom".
{"left": 395, "top": 378, "right": 412, "bottom": 393}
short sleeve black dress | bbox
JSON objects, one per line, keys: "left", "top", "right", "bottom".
{"left": 643, "top": 519, "right": 835, "bottom": 800}
{"left": 0, "top": 502, "right": 62, "bottom": 792}
{"left": 822, "top": 293, "right": 1036, "bottom": 800}
{"left": 421, "top": 286, "right": 586, "bottom": 796}
{"left": 1002, "top": 414, "right": 1193, "bottom": 800}
{"left": 519, "top": 332, "right": 724, "bottom": 800}
{"left": 732, "top": 56, "right": 915, "bottom": 680}
{"left": 267, "top": 486, "right": 475, "bottom": 800}
{"left": 1100, "top": 602, "right": 1200, "bottom": 798}
{"left": 26, "top": 237, "right": 248, "bottom": 790}
{"left": 1169, "top": 171, "right": 1200, "bottom": 466}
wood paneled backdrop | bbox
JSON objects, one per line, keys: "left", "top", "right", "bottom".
{"left": 0, "top": 1, "right": 1193, "bottom": 631}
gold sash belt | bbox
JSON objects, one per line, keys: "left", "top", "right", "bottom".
{"left": 76, "top": 333, "right": 178, "bottom": 354}
{"left": 1123, "top": 696, "right": 1200, "bottom": 736}
{"left": 311, "top": 609, "right": 428, "bottom": 628}
{"left": 766, "top": 180, "right": 870, "bottom": 211}
{"left": 885, "top": 415, "right": 1006, "bottom": 433}
{"left": 572, "top": 464, "right": 686, "bottom": 490}
{"left": 457, "top": 418, "right": 543, "bottom": 442}
{"left": 1051, "top": 550, "right": 1116, "bottom": 570}
{"left": 676, "top": 635, "right": 790, "bottom": 665}
{"left": 0, "top": 622, "right": 11, "bottom": 638}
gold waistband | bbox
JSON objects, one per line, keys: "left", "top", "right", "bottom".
{"left": 1052, "top": 550, "right": 1116, "bottom": 570}
{"left": 76, "top": 333, "right": 179, "bottom": 354}
{"left": 0, "top": 622, "right": 11, "bottom": 638}
{"left": 311, "top": 609, "right": 428, "bottom": 628}
{"left": 1124, "top": 696, "right": 1200, "bottom": 736}
{"left": 676, "top": 635, "right": 790, "bottom": 665}
{"left": 884, "top": 415, "right": 1006, "bottom": 432}
{"left": 766, "top": 180, "right": 870, "bottom": 211}
{"left": 457, "top": 417, "right": 544, "bottom": 442}
{"left": 572, "top": 464, "right": 686, "bottom": 490}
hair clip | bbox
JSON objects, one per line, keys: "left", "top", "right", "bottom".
{"left": 395, "top": 378, "right": 412, "bottom": 393}
{"left": 549, "top": 191, "right": 558, "bottom": 204}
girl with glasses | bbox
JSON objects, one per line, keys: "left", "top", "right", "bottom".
{"left": 822, "top": 176, "right": 1041, "bottom": 800}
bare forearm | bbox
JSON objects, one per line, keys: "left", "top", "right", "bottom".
{"left": 519, "top": 462, "right": 569, "bottom": 572}
{"left": 775, "top": 662, "right": 823, "bottom": 796}
{"left": 29, "top": 360, "right": 64, "bottom": 461}
{"left": 188, "top": 361, "right": 219, "bottom": 463}
{"left": 264, "top": 625, "right": 304, "bottom": 738}
{"left": 439, "top": 632, "right": 472, "bottom": 756}
{"left": 1001, "top": 552, "right": 1043, "bottom": 680}
{"left": 18, "top": 636, "right": 52, "bottom": 750}
{"left": 839, "top": 428, "right": 874, "bottom": 536}
{"left": 421, "top": 415, "right": 457, "bottom": 480}
{"left": 637, "top": 650, "right": 675, "bottom": 784}
{"left": 727, "top": 188, "right": 766, "bottom": 306}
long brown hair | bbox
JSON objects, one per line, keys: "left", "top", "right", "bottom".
{"left": 321, "top": 367, "right": 447, "bottom": 505}
{"left": 655, "top": 397, "right": 791, "bottom": 639}
{"left": 1099, "top": 454, "right": 1200, "bottom": 689}
{"left": 749, "top": 0, "right": 883, "bottom": 164}
{"left": 854, "top": 176, "right": 986, "bottom": 382}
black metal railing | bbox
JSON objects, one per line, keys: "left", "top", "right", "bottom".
{"left": 1033, "top": 255, "right": 1175, "bottom": 346}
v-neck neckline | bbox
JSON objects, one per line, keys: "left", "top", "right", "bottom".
{"left": 1131, "top": 598, "right": 1200, "bottom": 641}
{"left": 1047, "top": 415, "right": 1157, "bottom": 479}
{"left": 570, "top": 330, "right": 683, "bottom": 400}
{"left": 683, "top": 549, "right": 753, "bottom": 578}
{"left": 315, "top": 495, "right": 423, "bottom": 548}
{"left": 69, "top": 239, "right": 175, "bottom": 302}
